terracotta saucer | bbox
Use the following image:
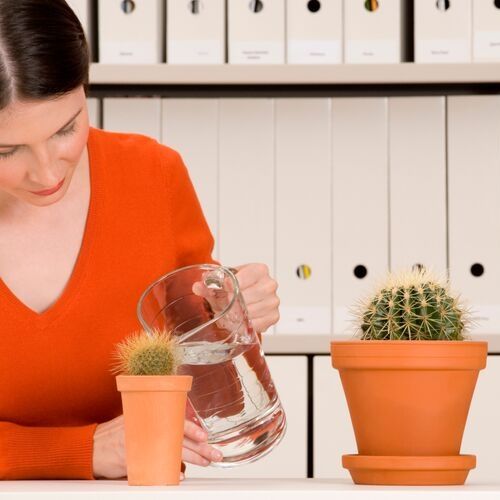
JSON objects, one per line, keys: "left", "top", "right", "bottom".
{"left": 342, "top": 454, "right": 476, "bottom": 486}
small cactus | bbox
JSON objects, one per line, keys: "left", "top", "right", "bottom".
{"left": 356, "top": 268, "right": 470, "bottom": 341}
{"left": 113, "top": 329, "right": 181, "bottom": 376}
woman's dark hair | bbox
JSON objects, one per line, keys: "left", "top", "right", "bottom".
{"left": 0, "top": 0, "right": 89, "bottom": 110}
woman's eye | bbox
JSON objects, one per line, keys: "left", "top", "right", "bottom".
{"left": 57, "top": 123, "right": 77, "bottom": 137}
{"left": 0, "top": 149, "right": 16, "bottom": 159}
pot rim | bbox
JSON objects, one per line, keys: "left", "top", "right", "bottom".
{"left": 116, "top": 374, "right": 193, "bottom": 392}
{"left": 330, "top": 340, "right": 488, "bottom": 370}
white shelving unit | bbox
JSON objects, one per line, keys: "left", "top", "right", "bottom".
{"left": 90, "top": 63, "right": 500, "bottom": 85}
{"left": 89, "top": 63, "right": 500, "bottom": 356}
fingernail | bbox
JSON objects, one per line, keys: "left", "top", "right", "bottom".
{"left": 180, "top": 472, "right": 185, "bottom": 481}
{"left": 197, "top": 430, "right": 207, "bottom": 440}
{"left": 212, "top": 451, "right": 223, "bottom": 461}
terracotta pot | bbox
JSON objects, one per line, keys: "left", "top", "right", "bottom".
{"left": 331, "top": 340, "right": 487, "bottom": 485}
{"left": 116, "top": 375, "right": 193, "bottom": 486}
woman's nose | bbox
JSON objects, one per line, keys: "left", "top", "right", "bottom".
{"left": 28, "top": 147, "right": 60, "bottom": 186}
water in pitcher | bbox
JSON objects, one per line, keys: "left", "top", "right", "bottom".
{"left": 178, "top": 340, "right": 287, "bottom": 467}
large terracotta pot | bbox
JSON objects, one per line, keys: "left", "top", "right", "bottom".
{"left": 331, "top": 340, "right": 487, "bottom": 485}
{"left": 116, "top": 375, "right": 192, "bottom": 486}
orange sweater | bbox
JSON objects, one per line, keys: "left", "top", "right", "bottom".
{"left": 0, "top": 128, "right": 216, "bottom": 479}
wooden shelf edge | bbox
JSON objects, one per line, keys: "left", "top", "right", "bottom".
{"left": 261, "top": 333, "right": 500, "bottom": 354}
{"left": 90, "top": 63, "right": 500, "bottom": 85}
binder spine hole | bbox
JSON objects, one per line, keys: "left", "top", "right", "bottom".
{"left": 495, "top": 0, "right": 500, "bottom": 9}
{"left": 435, "top": 0, "right": 450, "bottom": 11}
{"left": 364, "top": 0, "right": 379, "bottom": 12}
{"left": 120, "top": 0, "right": 136, "bottom": 14}
{"left": 470, "top": 263, "right": 485, "bottom": 277}
{"left": 353, "top": 265, "right": 368, "bottom": 279}
{"left": 307, "top": 0, "right": 321, "bottom": 13}
{"left": 296, "top": 265, "right": 312, "bottom": 280}
{"left": 188, "top": 0, "right": 203, "bottom": 14}
{"left": 249, "top": 0, "right": 264, "bottom": 13}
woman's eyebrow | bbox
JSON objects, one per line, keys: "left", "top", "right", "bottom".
{"left": 0, "top": 108, "right": 83, "bottom": 147}
{"left": 56, "top": 108, "right": 83, "bottom": 132}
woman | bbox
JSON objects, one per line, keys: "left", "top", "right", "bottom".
{"left": 0, "top": 0, "right": 280, "bottom": 480}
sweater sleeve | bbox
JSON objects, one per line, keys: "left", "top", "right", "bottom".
{"left": 0, "top": 421, "right": 97, "bottom": 480}
{"left": 164, "top": 150, "right": 219, "bottom": 267}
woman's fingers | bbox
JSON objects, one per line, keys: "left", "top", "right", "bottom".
{"left": 182, "top": 445, "right": 210, "bottom": 467}
{"left": 192, "top": 281, "right": 233, "bottom": 314}
{"left": 182, "top": 419, "right": 223, "bottom": 466}
{"left": 184, "top": 418, "right": 208, "bottom": 442}
{"left": 246, "top": 296, "right": 281, "bottom": 318}
{"left": 182, "top": 436, "right": 223, "bottom": 466}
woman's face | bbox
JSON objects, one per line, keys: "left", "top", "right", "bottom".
{"left": 0, "top": 86, "right": 89, "bottom": 208}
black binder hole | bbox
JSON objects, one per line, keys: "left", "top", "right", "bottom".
{"left": 364, "top": 0, "right": 379, "bottom": 12}
{"left": 470, "top": 263, "right": 484, "bottom": 277}
{"left": 188, "top": 0, "right": 202, "bottom": 14}
{"left": 249, "top": 0, "right": 264, "bottom": 13}
{"left": 121, "top": 0, "right": 135, "bottom": 14}
{"left": 495, "top": 0, "right": 500, "bottom": 9}
{"left": 436, "top": 0, "right": 451, "bottom": 11}
{"left": 354, "top": 265, "right": 368, "bottom": 279}
{"left": 307, "top": 0, "right": 321, "bottom": 13}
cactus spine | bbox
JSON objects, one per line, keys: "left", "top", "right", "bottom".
{"left": 357, "top": 268, "right": 469, "bottom": 341}
{"left": 114, "top": 329, "right": 181, "bottom": 376}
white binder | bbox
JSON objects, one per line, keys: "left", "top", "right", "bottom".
{"left": 161, "top": 99, "right": 219, "bottom": 259}
{"left": 275, "top": 98, "right": 332, "bottom": 335}
{"left": 473, "top": 0, "right": 500, "bottom": 62}
{"left": 167, "top": 0, "right": 225, "bottom": 64}
{"left": 286, "top": 0, "right": 342, "bottom": 64}
{"left": 227, "top": 0, "right": 285, "bottom": 64}
{"left": 102, "top": 98, "right": 162, "bottom": 141}
{"left": 332, "top": 98, "right": 389, "bottom": 336}
{"left": 86, "top": 98, "right": 100, "bottom": 129}
{"left": 344, "top": 0, "right": 405, "bottom": 63}
{"left": 389, "top": 97, "right": 447, "bottom": 275}
{"left": 313, "top": 355, "right": 354, "bottom": 479}
{"left": 463, "top": 356, "right": 500, "bottom": 481}
{"left": 218, "top": 99, "right": 274, "bottom": 272}
{"left": 415, "top": 0, "right": 472, "bottom": 63}
{"left": 99, "top": 0, "right": 164, "bottom": 63}
{"left": 448, "top": 96, "right": 500, "bottom": 336}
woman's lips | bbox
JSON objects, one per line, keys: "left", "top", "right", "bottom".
{"left": 29, "top": 178, "right": 65, "bottom": 196}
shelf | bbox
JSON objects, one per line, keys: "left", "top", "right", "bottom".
{"left": 90, "top": 63, "right": 500, "bottom": 86}
{"left": 2, "top": 479, "right": 500, "bottom": 499}
{"left": 260, "top": 333, "right": 500, "bottom": 355}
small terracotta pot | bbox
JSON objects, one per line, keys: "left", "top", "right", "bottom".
{"left": 331, "top": 340, "right": 487, "bottom": 485}
{"left": 116, "top": 375, "right": 193, "bottom": 486}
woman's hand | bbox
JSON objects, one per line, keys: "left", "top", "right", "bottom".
{"left": 92, "top": 414, "right": 222, "bottom": 479}
{"left": 232, "top": 263, "right": 280, "bottom": 334}
{"left": 192, "top": 263, "right": 280, "bottom": 335}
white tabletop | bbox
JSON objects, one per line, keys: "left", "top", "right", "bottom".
{"left": 1, "top": 479, "right": 500, "bottom": 499}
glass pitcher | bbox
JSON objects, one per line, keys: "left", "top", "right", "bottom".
{"left": 137, "top": 264, "right": 287, "bottom": 467}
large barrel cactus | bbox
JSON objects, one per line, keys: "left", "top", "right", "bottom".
{"left": 357, "top": 268, "right": 470, "bottom": 341}
{"left": 114, "top": 329, "right": 181, "bottom": 375}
